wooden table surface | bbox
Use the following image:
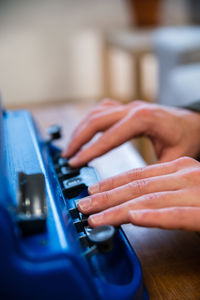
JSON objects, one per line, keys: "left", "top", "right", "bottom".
{"left": 30, "top": 102, "right": 200, "bottom": 300}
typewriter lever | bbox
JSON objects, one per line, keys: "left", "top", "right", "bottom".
{"left": 47, "top": 124, "right": 62, "bottom": 141}
{"left": 17, "top": 172, "right": 47, "bottom": 236}
{"left": 83, "top": 225, "right": 116, "bottom": 259}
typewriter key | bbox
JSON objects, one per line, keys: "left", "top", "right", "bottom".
{"left": 62, "top": 178, "right": 87, "bottom": 199}
{"left": 73, "top": 220, "right": 84, "bottom": 233}
{"left": 47, "top": 125, "right": 62, "bottom": 141}
{"left": 58, "top": 157, "right": 69, "bottom": 166}
{"left": 80, "top": 213, "right": 89, "bottom": 226}
{"left": 88, "top": 225, "right": 115, "bottom": 253}
{"left": 69, "top": 207, "right": 79, "bottom": 219}
{"left": 59, "top": 166, "right": 80, "bottom": 180}
{"left": 78, "top": 234, "right": 91, "bottom": 248}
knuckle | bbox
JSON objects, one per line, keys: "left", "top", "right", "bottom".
{"left": 104, "top": 191, "right": 112, "bottom": 203}
{"left": 191, "top": 168, "right": 200, "bottom": 178}
{"left": 98, "top": 178, "right": 112, "bottom": 193}
{"left": 181, "top": 168, "right": 200, "bottom": 184}
{"left": 101, "top": 98, "right": 113, "bottom": 105}
{"left": 128, "top": 167, "right": 144, "bottom": 181}
{"left": 175, "top": 156, "right": 190, "bottom": 165}
{"left": 133, "top": 104, "right": 163, "bottom": 120}
{"left": 132, "top": 100, "right": 143, "bottom": 106}
{"left": 97, "top": 181, "right": 104, "bottom": 193}
{"left": 91, "top": 191, "right": 112, "bottom": 208}
{"left": 97, "top": 191, "right": 112, "bottom": 206}
{"left": 88, "top": 106, "right": 104, "bottom": 118}
{"left": 129, "top": 179, "right": 147, "bottom": 195}
{"left": 134, "top": 106, "right": 151, "bottom": 119}
{"left": 99, "top": 98, "right": 120, "bottom": 107}
{"left": 128, "top": 106, "right": 154, "bottom": 126}
{"left": 88, "top": 115, "right": 99, "bottom": 128}
{"left": 88, "top": 109, "right": 97, "bottom": 118}
{"left": 90, "top": 194, "right": 100, "bottom": 208}
{"left": 175, "top": 156, "right": 198, "bottom": 167}
{"left": 106, "top": 176, "right": 115, "bottom": 190}
{"left": 127, "top": 171, "right": 135, "bottom": 182}
{"left": 143, "top": 193, "right": 159, "bottom": 206}
{"left": 188, "top": 157, "right": 200, "bottom": 166}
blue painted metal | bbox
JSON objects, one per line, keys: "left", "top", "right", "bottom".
{"left": 0, "top": 101, "right": 148, "bottom": 300}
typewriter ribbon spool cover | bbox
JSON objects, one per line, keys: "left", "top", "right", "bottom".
{"left": 0, "top": 97, "right": 148, "bottom": 300}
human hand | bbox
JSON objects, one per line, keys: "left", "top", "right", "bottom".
{"left": 77, "top": 157, "right": 200, "bottom": 231}
{"left": 62, "top": 99, "right": 200, "bottom": 167}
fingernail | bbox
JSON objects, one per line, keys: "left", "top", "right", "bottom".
{"left": 69, "top": 157, "right": 79, "bottom": 166}
{"left": 77, "top": 197, "right": 92, "bottom": 211}
{"left": 88, "top": 184, "right": 99, "bottom": 195}
{"left": 89, "top": 213, "right": 104, "bottom": 226}
{"left": 63, "top": 144, "right": 73, "bottom": 157}
{"left": 61, "top": 150, "right": 69, "bottom": 157}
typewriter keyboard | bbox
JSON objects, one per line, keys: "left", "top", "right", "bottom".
{"left": 53, "top": 154, "right": 88, "bottom": 199}
{"left": 53, "top": 153, "right": 116, "bottom": 258}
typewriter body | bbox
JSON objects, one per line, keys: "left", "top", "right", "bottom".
{"left": 0, "top": 101, "right": 148, "bottom": 300}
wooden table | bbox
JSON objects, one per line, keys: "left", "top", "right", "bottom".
{"left": 31, "top": 103, "right": 200, "bottom": 300}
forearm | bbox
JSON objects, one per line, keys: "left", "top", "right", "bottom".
{"left": 179, "top": 101, "right": 200, "bottom": 160}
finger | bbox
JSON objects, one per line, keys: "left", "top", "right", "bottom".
{"left": 62, "top": 99, "right": 121, "bottom": 157}
{"left": 78, "top": 173, "right": 184, "bottom": 214}
{"left": 89, "top": 156, "right": 200, "bottom": 194}
{"left": 88, "top": 160, "right": 181, "bottom": 195}
{"left": 68, "top": 101, "right": 154, "bottom": 165}
{"left": 73, "top": 99, "right": 120, "bottom": 134}
{"left": 63, "top": 106, "right": 127, "bottom": 158}
{"left": 88, "top": 190, "right": 183, "bottom": 227}
{"left": 62, "top": 106, "right": 110, "bottom": 157}
{"left": 129, "top": 207, "right": 200, "bottom": 231}
{"left": 69, "top": 110, "right": 148, "bottom": 167}
{"left": 65, "top": 100, "right": 151, "bottom": 161}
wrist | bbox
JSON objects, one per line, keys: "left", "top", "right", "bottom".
{"left": 181, "top": 108, "right": 200, "bottom": 158}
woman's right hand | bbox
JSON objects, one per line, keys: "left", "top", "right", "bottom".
{"left": 77, "top": 157, "right": 200, "bottom": 231}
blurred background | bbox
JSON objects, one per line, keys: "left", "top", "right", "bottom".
{"left": 1, "top": 0, "right": 200, "bottom": 161}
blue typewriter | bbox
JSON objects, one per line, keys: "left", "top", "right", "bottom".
{"left": 0, "top": 99, "right": 148, "bottom": 300}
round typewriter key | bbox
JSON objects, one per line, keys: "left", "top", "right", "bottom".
{"left": 88, "top": 225, "right": 115, "bottom": 253}
{"left": 47, "top": 125, "right": 62, "bottom": 141}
